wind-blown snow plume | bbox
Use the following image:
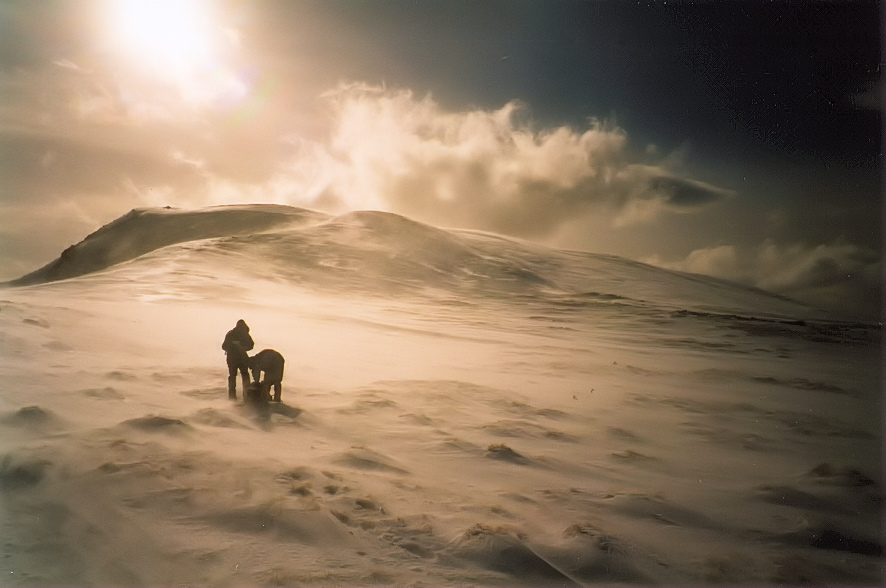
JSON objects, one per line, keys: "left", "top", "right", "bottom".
{"left": 646, "top": 240, "right": 882, "bottom": 320}
{"left": 306, "top": 84, "right": 733, "bottom": 236}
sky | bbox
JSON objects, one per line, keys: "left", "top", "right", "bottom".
{"left": 0, "top": 0, "right": 881, "bottom": 320}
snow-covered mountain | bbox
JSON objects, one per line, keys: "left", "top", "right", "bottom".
{"left": 10, "top": 204, "right": 821, "bottom": 321}
{"left": 0, "top": 204, "right": 880, "bottom": 585}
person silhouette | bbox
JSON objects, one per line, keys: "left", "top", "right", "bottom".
{"left": 222, "top": 319, "right": 254, "bottom": 399}
{"left": 248, "top": 349, "right": 285, "bottom": 402}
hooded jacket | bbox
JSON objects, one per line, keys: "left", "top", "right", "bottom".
{"left": 222, "top": 319, "right": 255, "bottom": 355}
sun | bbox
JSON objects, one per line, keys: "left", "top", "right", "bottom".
{"left": 103, "top": 0, "right": 246, "bottom": 106}
{"left": 108, "top": 0, "right": 214, "bottom": 69}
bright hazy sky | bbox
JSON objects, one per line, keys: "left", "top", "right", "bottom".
{"left": 0, "top": 0, "right": 881, "bottom": 319}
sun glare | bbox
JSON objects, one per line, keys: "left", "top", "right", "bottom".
{"left": 105, "top": 0, "right": 246, "bottom": 106}
{"left": 109, "top": 0, "right": 213, "bottom": 68}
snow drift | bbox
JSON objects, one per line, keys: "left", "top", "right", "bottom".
{"left": 0, "top": 204, "right": 881, "bottom": 585}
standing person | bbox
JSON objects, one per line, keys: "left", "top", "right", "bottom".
{"left": 222, "top": 319, "right": 254, "bottom": 399}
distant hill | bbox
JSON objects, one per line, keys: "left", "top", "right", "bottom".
{"left": 7, "top": 204, "right": 824, "bottom": 321}
{"left": 8, "top": 205, "right": 328, "bottom": 286}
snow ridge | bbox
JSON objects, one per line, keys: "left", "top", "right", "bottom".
{"left": 8, "top": 204, "right": 825, "bottom": 320}
{"left": 8, "top": 204, "right": 327, "bottom": 286}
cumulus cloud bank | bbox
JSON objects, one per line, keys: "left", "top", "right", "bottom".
{"left": 2, "top": 75, "right": 734, "bottom": 242}
{"left": 298, "top": 85, "right": 733, "bottom": 236}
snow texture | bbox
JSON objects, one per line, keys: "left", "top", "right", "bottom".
{"left": 0, "top": 204, "right": 881, "bottom": 585}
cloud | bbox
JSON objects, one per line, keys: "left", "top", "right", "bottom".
{"left": 300, "top": 84, "right": 732, "bottom": 237}
{"left": 646, "top": 240, "right": 882, "bottom": 320}
{"left": 0, "top": 77, "right": 734, "bottom": 283}
{"left": 0, "top": 70, "right": 734, "bottom": 231}
{"left": 644, "top": 171, "right": 736, "bottom": 210}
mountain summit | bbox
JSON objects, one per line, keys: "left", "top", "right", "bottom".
{"left": 9, "top": 205, "right": 327, "bottom": 286}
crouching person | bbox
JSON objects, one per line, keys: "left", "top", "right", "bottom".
{"left": 248, "top": 349, "right": 285, "bottom": 402}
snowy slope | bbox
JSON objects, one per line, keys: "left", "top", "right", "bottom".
{"left": 11, "top": 205, "right": 822, "bottom": 320}
{"left": 9, "top": 204, "right": 328, "bottom": 286}
{"left": 0, "top": 204, "right": 880, "bottom": 585}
